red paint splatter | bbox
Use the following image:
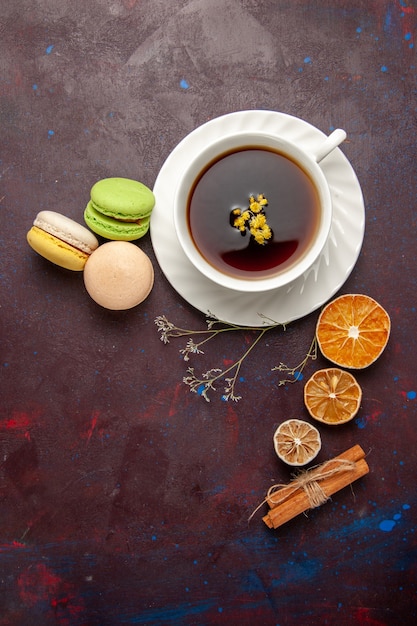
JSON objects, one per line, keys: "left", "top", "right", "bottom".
{"left": 168, "top": 382, "right": 187, "bottom": 417}
{"left": 17, "top": 563, "right": 86, "bottom": 621}
{"left": 366, "top": 409, "right": 382, "bottom": 424}
{"left": 396, "top": 0, "right": 415, "bottom": 41}
{"left": 85, "top": 410, "right": 99, "bottom": 444}
{"left": 51, "top": 596, "right": 70, "bottom": 609}
{"left": 353, "top": 607, "right": 387, "bottom": 625}
{"left": 18, "top": 563, "right": 61, "bottom": 606}
{"left": 0, "top": 409, "right": 42, "bottom": 441}
{"left": 0, "top": 540, "right": 27, "bottom": 551}
{"left": 1, "top": 411, "right": 33, "bottom": 431}
{"left": 367, "top": 0, "right": 415, "bottom": 41}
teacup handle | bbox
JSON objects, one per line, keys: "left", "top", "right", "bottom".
{"left": 313, "top": 128, "right": 347, "bottom": 163}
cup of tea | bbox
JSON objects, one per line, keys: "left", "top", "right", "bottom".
{"left": 173, "top": 127, "right": 346, "bottom": 293}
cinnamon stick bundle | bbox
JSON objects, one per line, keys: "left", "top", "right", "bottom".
{"left": 263, "top": 444, "right": 369, "bottom": 530}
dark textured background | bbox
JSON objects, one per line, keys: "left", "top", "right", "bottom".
{"left": 1, "top": 1, "right": 416, "bottom": 624}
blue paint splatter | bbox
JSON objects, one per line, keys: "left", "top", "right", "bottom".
{"left": 46, "top": 44, "right": 54, "bottom": 55}
{"left": 356, "top": 416, "right": 367, "bottom": 429}
{"left": 304, "top": 57, "right": 311, "bottom": 64}
{"left": 180, "top": 79, "right": 189, "bottom": 89}
{"left": 131, "top": 600, "right": 217, "bottom": 623}
{"left": 384, "top": 7, "right": 393, "bottom": 31}
{"left": 356, "top": 27, "right": 362, "bottom": 34}
{"left": 379, "top": 519, "right": 396, "bottom": 532}
{"left": 405, "top": 32, "right": 414, "bottom": 49}
{"left": 32, "top": 84, "right": 38, "bottom": 91}
{"left": 48, "top": 130, "right": 55, "bottom": 138}
{"left": 379, "top": 507, "right": 408, "bottom": 532}
{"left": 381, "top": 65, "right": 388, "bottom": 72}
{"left": 407, "top": 390, "right": 416, "bottom": 400}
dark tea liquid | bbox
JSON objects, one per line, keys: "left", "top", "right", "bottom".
{"left": 187, "top": 147, "right": 321, "bottom": 279}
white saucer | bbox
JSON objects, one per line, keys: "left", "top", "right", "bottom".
{"left": 150, "top": 111, "right": 365, "bottom": 326}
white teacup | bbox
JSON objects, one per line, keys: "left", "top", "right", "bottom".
{"left": 174, "top": 127, "right": 346, "bottom": 293}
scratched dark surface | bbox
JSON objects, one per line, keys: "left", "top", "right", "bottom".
{"left": 1, "top": 1, "right": 416, "bottom": 624}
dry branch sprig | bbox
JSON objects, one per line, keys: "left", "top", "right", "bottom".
{"left": 183, "top": 325, "right": 271, "bottom": 402}
{"left": 272, "top": 335, "right": 318, "bottom": 385}
{"left": 155, "top": 313, "right": 316, "bottom": 401}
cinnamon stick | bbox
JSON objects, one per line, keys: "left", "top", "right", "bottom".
{"left": 266, "top": 444, "right": 366, "bottom": 508}
{"left": 263, "top": 445, "right": 369, "bottom": 530}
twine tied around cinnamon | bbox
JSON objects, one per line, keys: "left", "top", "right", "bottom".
{"left": 248, "top": 458, "right": 356, "bottom": 523}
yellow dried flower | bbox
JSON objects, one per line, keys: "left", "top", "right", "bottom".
{"left": 233, "top": 216, "right": 247, "bottom": 230}
{"left": 253, "top": 231, "right": 264, "bottom": 244}
{"left": 250, "top": 214, "right": 267, "bottom": 229}
{"left": 251, "top": 225, "right": 272, "bottom": 245}
{"left": 230, "top": 193, "right": 271, "bottom": 245}
{"left": 249, "top": 201, "right": 262, "bottom": 213}
{"left": 261, "top": 225, "right": 272, "bottom": 240}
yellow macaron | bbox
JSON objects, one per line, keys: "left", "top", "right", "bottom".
{"left": 27, "top": 211, "right": 99, "bottom": 271}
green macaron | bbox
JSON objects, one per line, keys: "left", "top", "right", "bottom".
{"left": 84, "top": 177, "right": 155, "bottom": 241}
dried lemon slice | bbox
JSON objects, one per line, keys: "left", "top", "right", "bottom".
{"left": 273, "top": 419, "right": 321, "bottom": 466}
{"left": 316, "top": 294, "right": 390, "bottom": 369}
{"left": 304, "top": 368, "right": 362, "bottom": 425}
